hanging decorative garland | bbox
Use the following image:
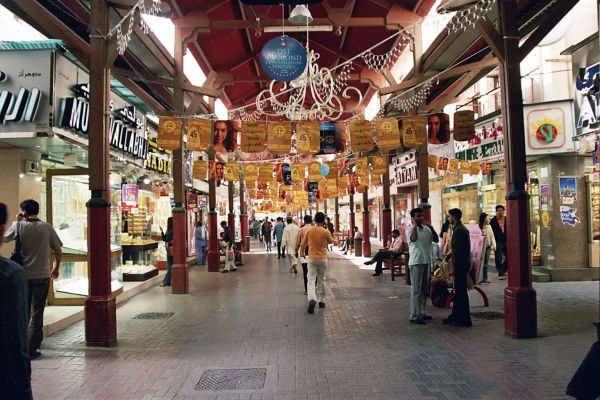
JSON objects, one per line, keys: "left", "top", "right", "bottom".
{"left": 437, "top": 0, "right": 496, "bottom": 34}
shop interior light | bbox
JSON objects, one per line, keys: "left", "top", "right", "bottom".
{"left": 143, "top": 177, "right": 151, "bottom": 185}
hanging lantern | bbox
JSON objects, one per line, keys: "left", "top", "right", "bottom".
{"left": 454, "top": 110, "right": 475, "bottom": 141}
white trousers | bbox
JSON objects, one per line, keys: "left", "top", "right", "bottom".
{"left": 307, "top": 259, "right": 327, "bottom": 303}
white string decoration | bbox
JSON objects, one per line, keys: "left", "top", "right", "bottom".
{"left": 437, "top": 0, "right": 496, "bottom": 34}
{"left": 108, "top": 0, "right": 163, "bottom": 56}
{"left": 361, "top": 33, "right": 413, "bottom": 71}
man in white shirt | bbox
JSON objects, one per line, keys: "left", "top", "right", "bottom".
{"left": 407, "top": 207, "right": 438, "bottom": 325}
{"left": 364, "top": 229, "right": 403, "bottom": 276}
{"left": 281, "top": 217, "right": 300, "bottom": 273}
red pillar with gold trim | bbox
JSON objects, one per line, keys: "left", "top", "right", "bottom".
{"left": 240, "top": 179, "right": 249, "bottom": 252}
{"left": 362, "top": 190, "right": 371, "bottom": 257}
{"left": 334, "top": 197, "right": 340, "bottom": 233}
{"left": 382, "top": 163, "right": 392, "bottom": 247}
{"left": 498, "top": 0, "right": 536, "bottom": 338}
{"left": 228, "top": 181, "right": 235, "bottom": 236}
{"left": 85, "top": 0, "right": 116, "bottom": 346}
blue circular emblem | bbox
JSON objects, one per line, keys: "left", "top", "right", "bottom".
{"left": 319, "top": 163, "right": 330, "bottom": 177}
{"left": 260, "top": 36, "right": 307, "bottom": 82}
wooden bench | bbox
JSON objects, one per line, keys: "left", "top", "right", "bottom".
{"left": 382, "top": 242, "right": 410, "bottom": 282}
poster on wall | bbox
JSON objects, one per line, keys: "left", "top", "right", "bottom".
{"left": 560, "top": 206, "right": 580, "bottom": 226}
{"left": 559, "top": 176, "right": 577, "bottom": 204}
{"left": 523, "top": 101, "right": 575, "bottom": 155}
{"left": 540, "top": 184, "right": 550, "bottom": 210}
{"left": 121, "top": 184, "right": 139, "bottom": 211}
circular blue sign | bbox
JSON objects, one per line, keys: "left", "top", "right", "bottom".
{"left": 319, "top": 163, "right": 330, "bottom": 177}
{"left": 260, "top": 35, "right": 307, "bottom": 82}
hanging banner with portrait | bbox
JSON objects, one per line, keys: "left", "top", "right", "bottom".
{"left": 437, "top": 156, "right": 449, "bottom": 171}
{"left": 402, "top": 115, "right": 427, "bottom": 148}
{"left": 349, "top": 120, "right": 374, "bottom": 152}
{"left": 354, "top": 157, "right": 369, "bottom": 177}
{"left": 192, "top": 161, "right": 208, "bottom": 180}
{"left": 371, "top": 155, "right": 387, "bottom": 175}
{"left": 307, "top": 162, "right": 321, "bottom": 179}
{"left": 225, "top": 162, "right": 240, "bottom": 181}
{"left": 243, "top": 163, "right": 258, "bottom": 182}
{"left": 186, "top": 118, "right": 211, "bottom": 151}
{"left": 267, "top": 121, "right": 292, "bottom": 154}
{"left": 453, "top": 110, "right": 475, "bottom": 141}
{"left": 213, "top": 120, "right": 236, "bottom": 153}
{"left": 427, "top": 113, "right": 451, "bottom": 144}
{"left": 295, "top": 121, "right": 320, "bottom": 154}
{"left": 448, "top": 158, "right": 459, "bottom": 173}
{"left": 209, "top": 161, "right": 225, "bottom": 181}
{"left": 240, "top": 121, "right": 266, "bottom": 153}
{"left": 158, "top": 117, "right": 182, "bottom": 150}
{"left": 375, "top": 118, "right": 400, "bottom": 150}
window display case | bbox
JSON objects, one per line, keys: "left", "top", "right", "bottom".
{"left": 587, "top": 176, "right": 600, "bottom": 267}
{"left": 442, "top": 186, "right": 479, "bottom": 223}
{"left": 46, "top": 168, "right": 123, "bottom": 305}
{"left": 481, "top": 184, "right": 506, "bottom": 216}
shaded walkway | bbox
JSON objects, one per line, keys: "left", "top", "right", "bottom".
{"left": 32, "top": 241, "right": 598, "bottom": 399}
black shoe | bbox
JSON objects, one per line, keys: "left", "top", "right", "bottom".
{"left": 409, "top": 319, "right": 425, "bottom": 325}
{"left": 442, "top": 317, "right": 454, "bottom": 325}
{"left": 308, "top": 300, "right": 316, "bottom": 314}
{"left": 221, "top": 270, "right": 229, "bottom": 273}
{"left": 230, "top": 268, "right": 237, "bottom": 271}
{"left": 159, "top": 283, "right": 170, "bottom": 287}
{"left": 29, "top": 351, "right": 42, "bottom": 360}
{"left": 343, "top": 252, "right": 347, "bottom": 255}
{"left": 363, "top": 260, "right": 373, "bottom": 265}
{"left": 372, "top": 272, "right": 381, "bottom": 276}
{"left": 421, "top": 315, "right": 433, "bottom": 321}
{"left": 318, "top": 302, "right": 325, "bottom": 308}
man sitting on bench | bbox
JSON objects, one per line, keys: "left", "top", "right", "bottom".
{"left": 364, "top": 229, "right": 402, "bottom": 276}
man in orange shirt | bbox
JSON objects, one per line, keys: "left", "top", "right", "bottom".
{"left": 299, "top": 212, "right": 333, "bottom": 314}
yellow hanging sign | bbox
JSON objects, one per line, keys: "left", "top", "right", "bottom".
{"left": 192, "top": 161, "right": 208, "bottom": 180}
{"left": 267, "top": 122, "right": 292, "bottom": 154}
{"left": 453, "top": 110, "right": 476, "bottom": 142}
{"left": 157, "top": 117, "right": 182, "bottom": 150}
{"left": 428, "top": 155, "right": 438, "bottom": 169}
{"left": 291, "top": 163, "right": 305, "bottom": 182}
{"left": 459, "top": 160, "right": 471, "bottom": 174}
{"left": 354, "top": 157, "right": 369, "bottom": 177}
{"left": 225, "top": 162, "right": 240, "bottom": 181}
{"left": 349, "top": 120, "right": 374, "bottom": 152}
{"left": 448, "top": 158, "right": 459, "bottom": 173}
{"left": 375, "top": 118, "right": 400, "bottom": 150}
{"left": 259, "top": 164, "right": 273, "bottom": 181}
{"left": 308, "top": 162, "right": 321, "bottom": 179}
{"left": 370, "top": 155, "right": 387, "bottom": 175}
{"left": 186, "top": 118, "right": 211, "bottom": 151}
{"left": 402, "top": 116, "right": 427, "bottom": 148}
{"left": 469, "top": 162, "right": 481, "bottom": 175}
{"left": 371, "top": 173, "right": 382, "bottom": 186}
{"left": 240, "top": 121, "right": 266, "bottom": 153}
{"left": 295, "top": 121, "right": 320, "bottom": 154}
{"left": 243, "top": 163, "right": 258, "bottom": 182}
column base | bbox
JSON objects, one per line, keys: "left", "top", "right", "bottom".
{"left": 84, "top": 295, "right": 117, "bottom": 347}
{"left": 504, "top": 286, "right": 537, "bottom": 338}
{"left": 207, "top": 251, "right": 220, "bottom": 272}
{"left": 171, "top": 264, "right": 188, "bottom": 294}
{"left": 362, "top": 241, "right": 371, "bottom": 258}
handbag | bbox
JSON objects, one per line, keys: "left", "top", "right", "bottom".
{"left": 10, "top": 222, "right": 24, "bottom": 265}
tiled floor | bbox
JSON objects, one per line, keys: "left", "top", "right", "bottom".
{"left": 31, "top": 240, "right": 599, "bottom": 399}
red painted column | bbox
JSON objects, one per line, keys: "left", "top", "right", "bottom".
{"left": 228, "top": 181, "right": 235, "bottom": 236}
{"left": 85, "top": 0, "right": 116, "bottom": 347}
{"left": 334, "top": 197, "right": 340, "bottom": 232}
{"left": 240, "top": 179, "right": 249, "bottom": 252}
{"left": 362, "top": 190, "right": 371, "bottom": 257}
{"left": 499, "top": 0, "right": 536, "bottom": 338}
{"left": 207, "top": 159, "right": 220, "bottom": 272}
{"left": 171, "top": 27, "right": 188, "bottom": 294}
{"left": 382, "top": 164, "right": 392, "bottom": 247}
{"left": 349, "top": 193, "right": 355, "bottom": 240}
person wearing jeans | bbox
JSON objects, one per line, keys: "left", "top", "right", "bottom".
{"left": 490, "top": 205, "right": 507, "bottom": 279}
{"left": 299, "top": 212, "right": 333, "bottom": 314}
{"left": 406, "top": 207, "right": 436, "bottom": 325}
{"left": 3, "top": 199, "right": 62, "bottom": 359}
{"left": 159, "top": 217, "right": 173, "bottom": 287}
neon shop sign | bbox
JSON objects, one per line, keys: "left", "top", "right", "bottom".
{"left": 0, "top": 70, "right": 42, "bottom": 125}
{"left": 58, "top": 84, "right": 148, "bottom": 159}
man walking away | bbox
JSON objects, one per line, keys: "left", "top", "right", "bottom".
{"left": 273, "top": 217, "right": 286, "bottom": 259}
{"left": 364, "top": 229, "right": 403, "bottom": 276}
{"left": 0, "top": 203, "right": 33, "bottom": 399}
{"left": 490, "top": 205, "right": 507, "bottom": 280}
{"left": 299, "top": 212, "right": 333, "bottom": 314}
{"left": 262, "top": 218, "right": 272, "bottom": 251}
{"left": 295, "top": 215, "right": 314, "bottom": 295}
{"left": 326, "top": 217, "right": 334, "bottom": 250}
{"left": 443, "top": 208, "right": 472, "bottom": 327}
{"left": 407, "top": 208, "right": 435, "bottom": 324}
{"left": 282, "top": 217, "right": 300, "bottom": 273}
{"left": 3, "top": 199, "right": 62, "bottom": 359}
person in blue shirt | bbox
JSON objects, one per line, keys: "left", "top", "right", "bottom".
{"left": 407, "top": 207, "right": 438, "bottom": 325}
{"left": 195, "top": 221, "right": 207, "bottom": 266}
{"left": 273, "top": 217, "right": 286, "bottom": 259}
{"left": 0, "top": 202, "right": 33, "bottom": 399}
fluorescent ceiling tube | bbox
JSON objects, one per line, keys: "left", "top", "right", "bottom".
{"left": 264, "top": 25, "right": 333, "bottom": 32}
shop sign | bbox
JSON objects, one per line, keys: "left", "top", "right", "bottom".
{"left": 0, "top": 50, "right": 52, "bottom": 133}
{"left": 145, "top": 141, "right": 172, "bottom": 174}
{"left": 259, "top": 36, "right": 307, "bottom": 82}
{"left": 395, "top": 162, "right": 418, "bottom": 186}
{"left": 523, "top": 101, "right": 575, "bottom": 155}
{"left": 575, "top": 63, "right": 600, "bottom": 134}
{"left": 455, "top": 137, "right": 504, "bottom": 162}
{"left": 58, "top": 83, "right": 148, "bottom": 160}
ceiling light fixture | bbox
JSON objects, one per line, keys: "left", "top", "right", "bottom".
{"left": 264, "top": 25, "right": 332, "bottom": 33}
{"left": 288, "top": 4, "right": 313, "bottom": 25}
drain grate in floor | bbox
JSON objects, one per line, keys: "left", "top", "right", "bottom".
{"left": 195, "top": 368, "right": 267, "bottom": 391}
{"left": 471, "top": 311, "right": 504, "bottom": 320}
{"left": 132, "top": 312, "right": 174, "bottom": 320}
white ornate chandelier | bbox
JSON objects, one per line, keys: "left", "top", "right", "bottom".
{"left": 255, "top": 49, "right": 363, "bottom": 121}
